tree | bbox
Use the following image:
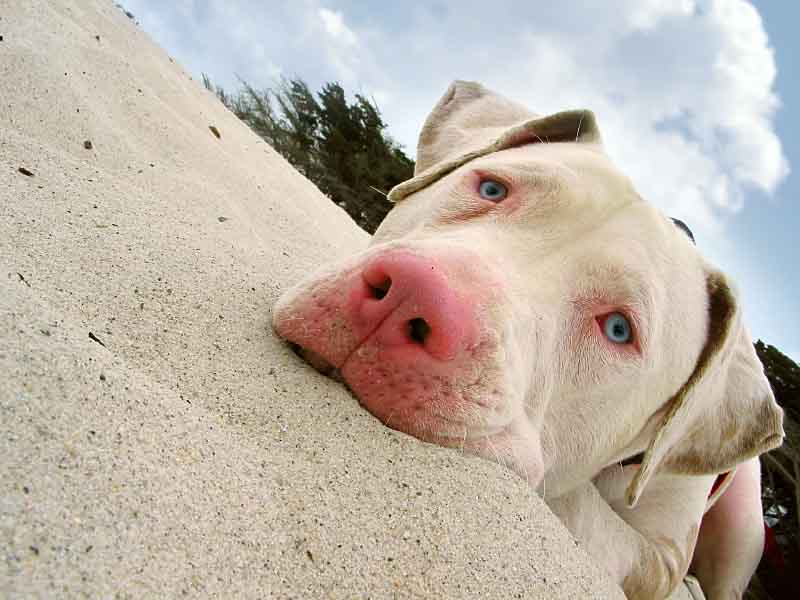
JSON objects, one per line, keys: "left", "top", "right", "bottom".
{"left": 203, "top": 75, "right": 414, "bottom": 233}
{"left": 753, "top": 341, "right": 800, "bottom": 599}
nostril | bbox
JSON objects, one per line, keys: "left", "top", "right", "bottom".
{"left": 368, "top": 277, "right": 392, "bottom": 300}
{"left": 408, "top": 318, "right": 431, "bottom": 344}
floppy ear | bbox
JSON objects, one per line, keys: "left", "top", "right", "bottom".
{"left": 626, "top": 271, "right": 784, "bottom": 508}
{"left": 387, "top": 80, "right": 601, "bottom": 202}
{"left": 414, "top": 80, "right": 538, "bottom": 175}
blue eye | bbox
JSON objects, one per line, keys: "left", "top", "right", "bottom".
{"left": 478, "top": 179, "right": 507, "bottom": 202}
{"left": 603, "top": 312, "right": 632, "bottom": 344}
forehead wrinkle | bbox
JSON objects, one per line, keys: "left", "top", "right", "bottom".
{"left": 581, "top": 262, "right": 655, "bottom": 323}
{"left": 467, "top": 152, "right": 575, "bottom": 191}
{"left": 515, "top": 189, "right": 641, "bottom": 257}
{"left": 452, "top": 144, "right": 641, "bottom": 220}
{"left": 572, "top": 237, "right": 661, "bottom": 352}
{"left": 491, "top": 143, "right": 635, "bottom": 195}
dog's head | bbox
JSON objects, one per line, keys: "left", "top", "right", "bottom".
{"left": 273, "top": 81, "right": 783, "bottom": 504}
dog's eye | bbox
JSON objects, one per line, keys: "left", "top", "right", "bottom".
{"left": 600, "top": 312, "right": 632, "bottom": 344}
{"left": 478, "top": 179, "right": 507, "bottom": 202}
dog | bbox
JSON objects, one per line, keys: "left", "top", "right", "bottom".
{"left": 272, "top": 81, "right": 784, "bottom": 599}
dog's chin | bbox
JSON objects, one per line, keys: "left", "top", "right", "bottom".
{"left": 287, "top": 340, "right": 544, "bottom": 490}
{"left": 350, "top": 390, "right": 545, "bottom": 491}
{"left": 443, "top": 420, "right": 545, "bottom": 491}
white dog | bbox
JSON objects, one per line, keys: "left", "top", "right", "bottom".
{"left": 273, "top": 81, "right": 784, "bottom": 599}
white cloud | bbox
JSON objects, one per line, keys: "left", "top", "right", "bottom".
{"left": 626, "top": 0, "right": 697, "bottom": 31}
{"left": 318, "top": 8, "right": 358, "bottom": 46}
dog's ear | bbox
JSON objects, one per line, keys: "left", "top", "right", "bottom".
{"left": 626, "top": 271, "right": 784, "bottom": 508}
{"left": 387, "top": 81, "right": 601, "bottom": 202}
{"left": 415, "top": 81, "right": 536, "bottom": 175}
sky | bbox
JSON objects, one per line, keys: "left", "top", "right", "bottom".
{"left": 123, "top": 0, "right": 798, "bottom": 360}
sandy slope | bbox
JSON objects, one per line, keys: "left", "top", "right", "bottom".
{"left": 0, "top": 1, "right": 634, "bottom": 597}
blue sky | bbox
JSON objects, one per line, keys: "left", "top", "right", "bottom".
{"left": 731, "top": 1, "right": 798, "bottom": 359}
{"left": 123, "top": 0, "right": 797, "bottom": 360}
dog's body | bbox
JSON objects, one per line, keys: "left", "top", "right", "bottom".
{"left": 272, "top": 82, "right": 783, "bottom": 599}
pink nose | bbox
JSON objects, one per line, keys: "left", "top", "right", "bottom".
{"left": 348, "top": 252, "right": 476, "bottom": 362}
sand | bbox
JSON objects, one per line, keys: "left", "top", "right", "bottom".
{"left": 0, "top": 1, "right": 676, "bottom": 598}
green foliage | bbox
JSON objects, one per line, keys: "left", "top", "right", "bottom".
{"left": 203, "top": 75, "right": 414, "bottom": 233}
{"left": 754, "top": 341, "right": 800, "bottom": 598}
{"left": 756, "top": 341, "right": 800, "bottom": 422}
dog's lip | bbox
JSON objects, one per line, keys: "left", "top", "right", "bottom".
{"left": 424, "top": 423, "right": 507, "bottom": 442}
{"left": 289, "top": 340, "right": 508, "bottom": 440}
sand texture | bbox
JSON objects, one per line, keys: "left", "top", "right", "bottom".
{"left": 1, "top": 1, "right": 636, "bottom": 598}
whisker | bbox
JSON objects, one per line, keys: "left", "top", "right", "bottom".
{"left": 509, "top": 437, "right": 530, "bottom": 489}
{"left": 539, "top": 425, "right": 558, "bottom": 500}
{"left": 383, "top": 407, "right": 400, "bottom": 431}
{"left": 369, "top": 185, "right": 388, "bottom": 197}
{"left": 485, "top": 437, "right": 509, "bottom": 473}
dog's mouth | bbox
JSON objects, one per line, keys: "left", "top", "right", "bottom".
{"left": 289, "top": 336, "right": 543, "bottom": 482}
{"left": 283, "top": 323, "right": 545, "bottom": 489}
{"left": 288, "top": 338, "right": 506, "bottom": 436}
{"left": 620, "top": 452, "right": 645, "bottom": 467}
